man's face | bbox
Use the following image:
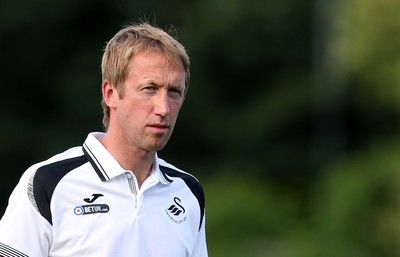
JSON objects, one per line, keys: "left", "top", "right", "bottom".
{"left": 113, "top": 50, "right": 186, "bottom": 153}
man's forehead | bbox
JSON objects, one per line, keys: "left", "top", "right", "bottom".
{"left": 131, "top": 49, "right": 184, "bottom": 68}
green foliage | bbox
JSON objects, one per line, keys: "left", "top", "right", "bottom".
{"left": 307, "top": 138, "right": 400, "bottom": 257}
{"left": 204, "top": 173, "right": 301, "bottom": 257}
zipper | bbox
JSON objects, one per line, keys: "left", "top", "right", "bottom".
{"left": 125, "top": 172, "right": 138, "bottom": 210}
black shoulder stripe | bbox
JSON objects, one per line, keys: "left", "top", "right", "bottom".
{"left": 0, "top": 242, "right": 28, "bottom": 257}
{"left": 159, "top": 165, "right": 205, "bottom": 231}
{"left": 33, "top": 155, "right": 88, "bottom": 225}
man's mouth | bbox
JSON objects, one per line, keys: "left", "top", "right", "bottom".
{"left": 147, "top": 123, "right": 170, "bottom": 133}
{"left": 149, "top": 123, "right": 169, "bottom": 128}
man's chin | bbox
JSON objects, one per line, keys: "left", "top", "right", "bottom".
{"left": 145, "top": 141, "right": 168, "bottom": 152}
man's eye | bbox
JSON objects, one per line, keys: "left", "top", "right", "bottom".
{"left": 169, "top": 88, "right": 182, "bottom": 96}
{"left": 144, "top": 86, "right": 157, "bottom": 91}
{"left": 142, "top": 86, "right": 158, "bottom": 93}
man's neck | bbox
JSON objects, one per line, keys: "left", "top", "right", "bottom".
{"left": 100, "top": 132, "right": 155, "bottom": 188}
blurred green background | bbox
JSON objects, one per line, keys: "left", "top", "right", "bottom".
{"left": 2, "top": 0, "right": 400, "bottom": 256}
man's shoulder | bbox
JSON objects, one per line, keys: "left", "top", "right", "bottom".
{"left": 157, "top": 158, "right": 202, "bottom": 186}
{"left": 34, "top": 147, "right": 86, "bottom": 175}
{"left": 157, "top": 158, "right": 204, "bottom": 204}
{"left": 24, "top": 146, "right": 86, "bottom": 184}
{"left": 17, "top": 146, "right": 84, "bottom": 184}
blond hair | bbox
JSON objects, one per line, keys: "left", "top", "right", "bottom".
{"left": 100, "top": 23, "right": 190, "bottom": 129}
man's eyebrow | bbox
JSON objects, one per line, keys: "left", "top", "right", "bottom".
{"left": 171, "top": 83, "right": 185, "bottom": 88}
{"left": 139, "top": 79, "right": 158, "bottom": 86}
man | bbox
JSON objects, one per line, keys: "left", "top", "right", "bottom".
{"left": 0, "top": 23, "right": 208, "bottom": 257}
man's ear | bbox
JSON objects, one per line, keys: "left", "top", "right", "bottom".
{"left": 102, "top": 81, "right": 118, "bottom": 108}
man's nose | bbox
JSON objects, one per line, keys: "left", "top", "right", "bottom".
{"left": 154, "top": 91, "right": 170, "bottom": 117}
